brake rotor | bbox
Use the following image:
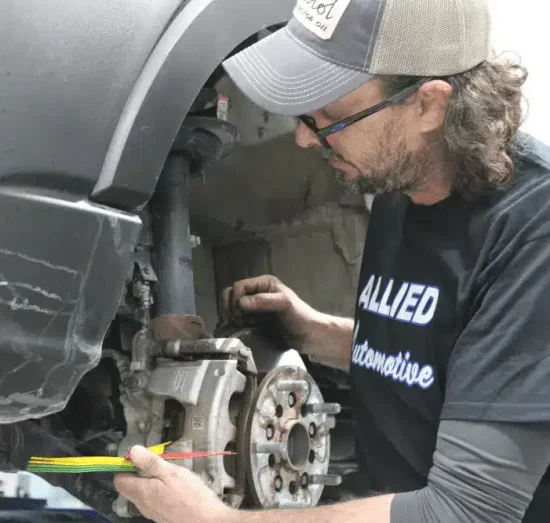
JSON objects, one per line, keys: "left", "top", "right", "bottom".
{"left": 245, "top": 365, "right": 341, "bottom": 509}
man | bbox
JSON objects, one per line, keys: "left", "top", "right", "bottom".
{"left": 114, "top": 0, "right": 550, "bottom": 521}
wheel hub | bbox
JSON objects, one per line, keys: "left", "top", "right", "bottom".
{"left": 245, "top": 366, "right": 341, "bottom": 509}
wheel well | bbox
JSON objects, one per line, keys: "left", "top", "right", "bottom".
{"left": 90, "top": 0, "right": 295, "bottom": 211}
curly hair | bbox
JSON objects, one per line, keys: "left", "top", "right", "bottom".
{"left": 377, "top": 55, "right": 529, "bottom": 199}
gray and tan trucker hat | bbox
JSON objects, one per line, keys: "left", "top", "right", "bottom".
{"left": 222, "top": 0, "right": 491, "bottom": 116}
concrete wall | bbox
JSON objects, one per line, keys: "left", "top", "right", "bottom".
{"left": 190, "top": 132, "right": 369, "bottom": 333}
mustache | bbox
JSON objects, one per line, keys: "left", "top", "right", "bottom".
{"left": 317, "top": 146, "right": 345, "bottom": 162}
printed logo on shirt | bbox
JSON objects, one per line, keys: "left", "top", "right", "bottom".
{"left": 358, "top": 274, "right": 440, "bottom": 326}
{"left": 293, "top": 0, "right": 353, "bottom": 40}
{"left": 350, "top": 323, "right": 435, "bottom": 389}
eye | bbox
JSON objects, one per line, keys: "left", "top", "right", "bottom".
{"left": 320, "top": 108, "right": 341, "bottom": 122}
{"left": 298, "top": 115, "right": 318, "bottom": 132}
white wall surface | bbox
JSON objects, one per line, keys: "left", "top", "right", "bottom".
{"left": 488, "top": 0, "right": 549, "bottom": 145}
{"left": 0, "top": 472, "right": 87, "bottom": 508}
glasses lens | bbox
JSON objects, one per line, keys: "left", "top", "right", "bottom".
{"left": 298, "top": 115, "right": 332, "bottom": 154}
{"left": 299, "top": 115, "right": 317, "bottom": 132}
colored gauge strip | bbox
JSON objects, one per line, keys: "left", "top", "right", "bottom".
{"left": 27, "top": 442, "right": 235, "bottom": 474}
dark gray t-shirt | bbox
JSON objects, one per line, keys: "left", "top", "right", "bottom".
{"left": 349, "top": 133, "right": 550, "bottom": 521}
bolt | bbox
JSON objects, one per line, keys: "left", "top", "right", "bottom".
{"left": 276, "top": 380, "right": 309, "bottom": 393}
{"left": 310, "top": 474, "right": 342, "bottom": 486}
{"left": 130, "top": 361, "right": 146, "bottom": 372}
{"left": 326, "top": 416, "right": 336, "bottom": 430}
{"left": 276, "top": 501, "right": 308, "bottom": 509}
{"left": 288, "top": 393, "right": 296, "bottom": 407}
{"left": 266, "top": 425, "right": 275, "bottom": 440}
{"left": 309, "top": 423, "right": 317, "bottom": 437}
{"left": 305, "top": 403, "right": 341, "bottom": 415}
{"left": 255, "top": 442, "right": 286, "bottom": 455}
{"left": 137, "top": 420, "right": 150, "bottom": 433}
{"left": 274, "top": 476, "right": 283, "bottom": 492}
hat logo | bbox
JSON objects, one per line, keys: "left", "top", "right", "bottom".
{"left": 305, "top": 0, "right": 337, "bottom": 18}
{"left": 293, "top": 0, "right": 353, "bottom": 40}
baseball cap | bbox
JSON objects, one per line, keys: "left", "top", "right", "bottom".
{"left": 221, "top": 0, "right": 491, "bottom": 116}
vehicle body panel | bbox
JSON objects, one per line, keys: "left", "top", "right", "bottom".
{"left": 0, "top": 0, "right": 183, "bottom": 193}
{"left": 0, "top": 187, "right": 140, "bottom": 422}
{"left": 0, "top": 0, "right": 295, "bottom": 423}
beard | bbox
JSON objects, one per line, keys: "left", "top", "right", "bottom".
{"left": 327, "top": 122, "right": 435, "bottom": 196}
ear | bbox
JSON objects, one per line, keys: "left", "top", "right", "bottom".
{"left": 416, "top": 80, "right": 453, "bottom": 133}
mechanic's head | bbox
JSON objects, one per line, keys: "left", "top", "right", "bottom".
{"left": 223, "top": 0, "right": 527, "bottom": 203}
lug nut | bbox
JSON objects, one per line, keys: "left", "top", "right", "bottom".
{"left": 309, "top": 423, "right": 317, "bottom": 437}
{"left": 266, "top": 425, "right": 275, "bottom": 440}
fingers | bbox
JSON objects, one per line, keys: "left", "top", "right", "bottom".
{"left": 221, "top": 275, "right": 286, "bottom": 325}
{"left": 128, "top": 445, "right": 172, "bottom": 480}
{"left": 221, "top": 286, "right": 232, "bottom": 324}
{"left": 230, "top": 276, "right": 278, "bottom": 315}
{"left": 113, "top": 472, "right": 146, "bottom": 502}
{"left": 240, "top": 292, "right": 288, "bottom": 312}
{"left": 113, "top": 473, "right": 161, "bottom": 522}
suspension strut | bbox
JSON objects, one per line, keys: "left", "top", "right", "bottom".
{"left": 150, "top": 154, "right": 196, "bottom": 317}
{"left": 148, "top": 115, "right": 239, "bottom": 341}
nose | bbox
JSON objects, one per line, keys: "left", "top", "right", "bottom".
{"left": 294, "top": 120, "right": 321, "bottom": 149}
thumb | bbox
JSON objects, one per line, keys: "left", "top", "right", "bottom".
{"left": 240, "top": 293, "right": 288, "bottom": 312}
{"left": 128, "top": 445, "right": 172, "bottom": 480}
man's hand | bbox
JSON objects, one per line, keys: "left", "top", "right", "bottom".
{"left": 221, "top": 275, "right": 354, "bottom": 369}
{"left": 221, "top": 275, "right": 320, "bottom": 350}
{"left": 114, "top": 446, "right": 235, "bottom": 523}
{"left": 114, "top": 446, "right": 393, "bottom": 523}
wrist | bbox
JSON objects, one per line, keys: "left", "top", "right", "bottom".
{"left": 311, "top": 309, "right": 353, "bottom": 337}
{"left": 215, "top": 506, "right": 241, "bottom": 523}
{"left": 304, "top": 310, "right": 353, "bottom": 348}
{"left": 220, "top": 506, "right": 262, "bottom": 523}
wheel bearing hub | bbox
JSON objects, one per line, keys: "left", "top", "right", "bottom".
{"left": 245, "top": 366, "right": 341, "bottom": 509}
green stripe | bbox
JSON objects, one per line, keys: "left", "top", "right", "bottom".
{"left": 27, "top": 465, "right": 138, "bottom": 473}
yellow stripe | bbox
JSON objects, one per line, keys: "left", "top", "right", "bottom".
{"left": 28, "top": 442, "right": 172, "bottom": 466}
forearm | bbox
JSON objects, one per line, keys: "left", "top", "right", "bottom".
{"left": 224, "top": 420, "right": 550, "bottom": 523}
{"left": 229, "top": 495, "right": 394, "bottom": 523}
{"left": 301, "top": 311, "right": 355, "bottom": 370}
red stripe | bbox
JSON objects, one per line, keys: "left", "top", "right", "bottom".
{"left": 162, "top": 451, "right": 235, "bottom": 460}
{"left": 123, "top": 450, "right": 235, "bottom": 460}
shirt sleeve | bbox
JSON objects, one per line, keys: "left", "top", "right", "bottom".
{"left": 441, "top": 234, "right": 550, "bottom": 422}
{"left": 390, "top": 420, "right": 550, "bottom": 523}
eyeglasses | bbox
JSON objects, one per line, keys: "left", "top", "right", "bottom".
{"left": 298, "top": 77, "right": 433, "bottom": 149}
